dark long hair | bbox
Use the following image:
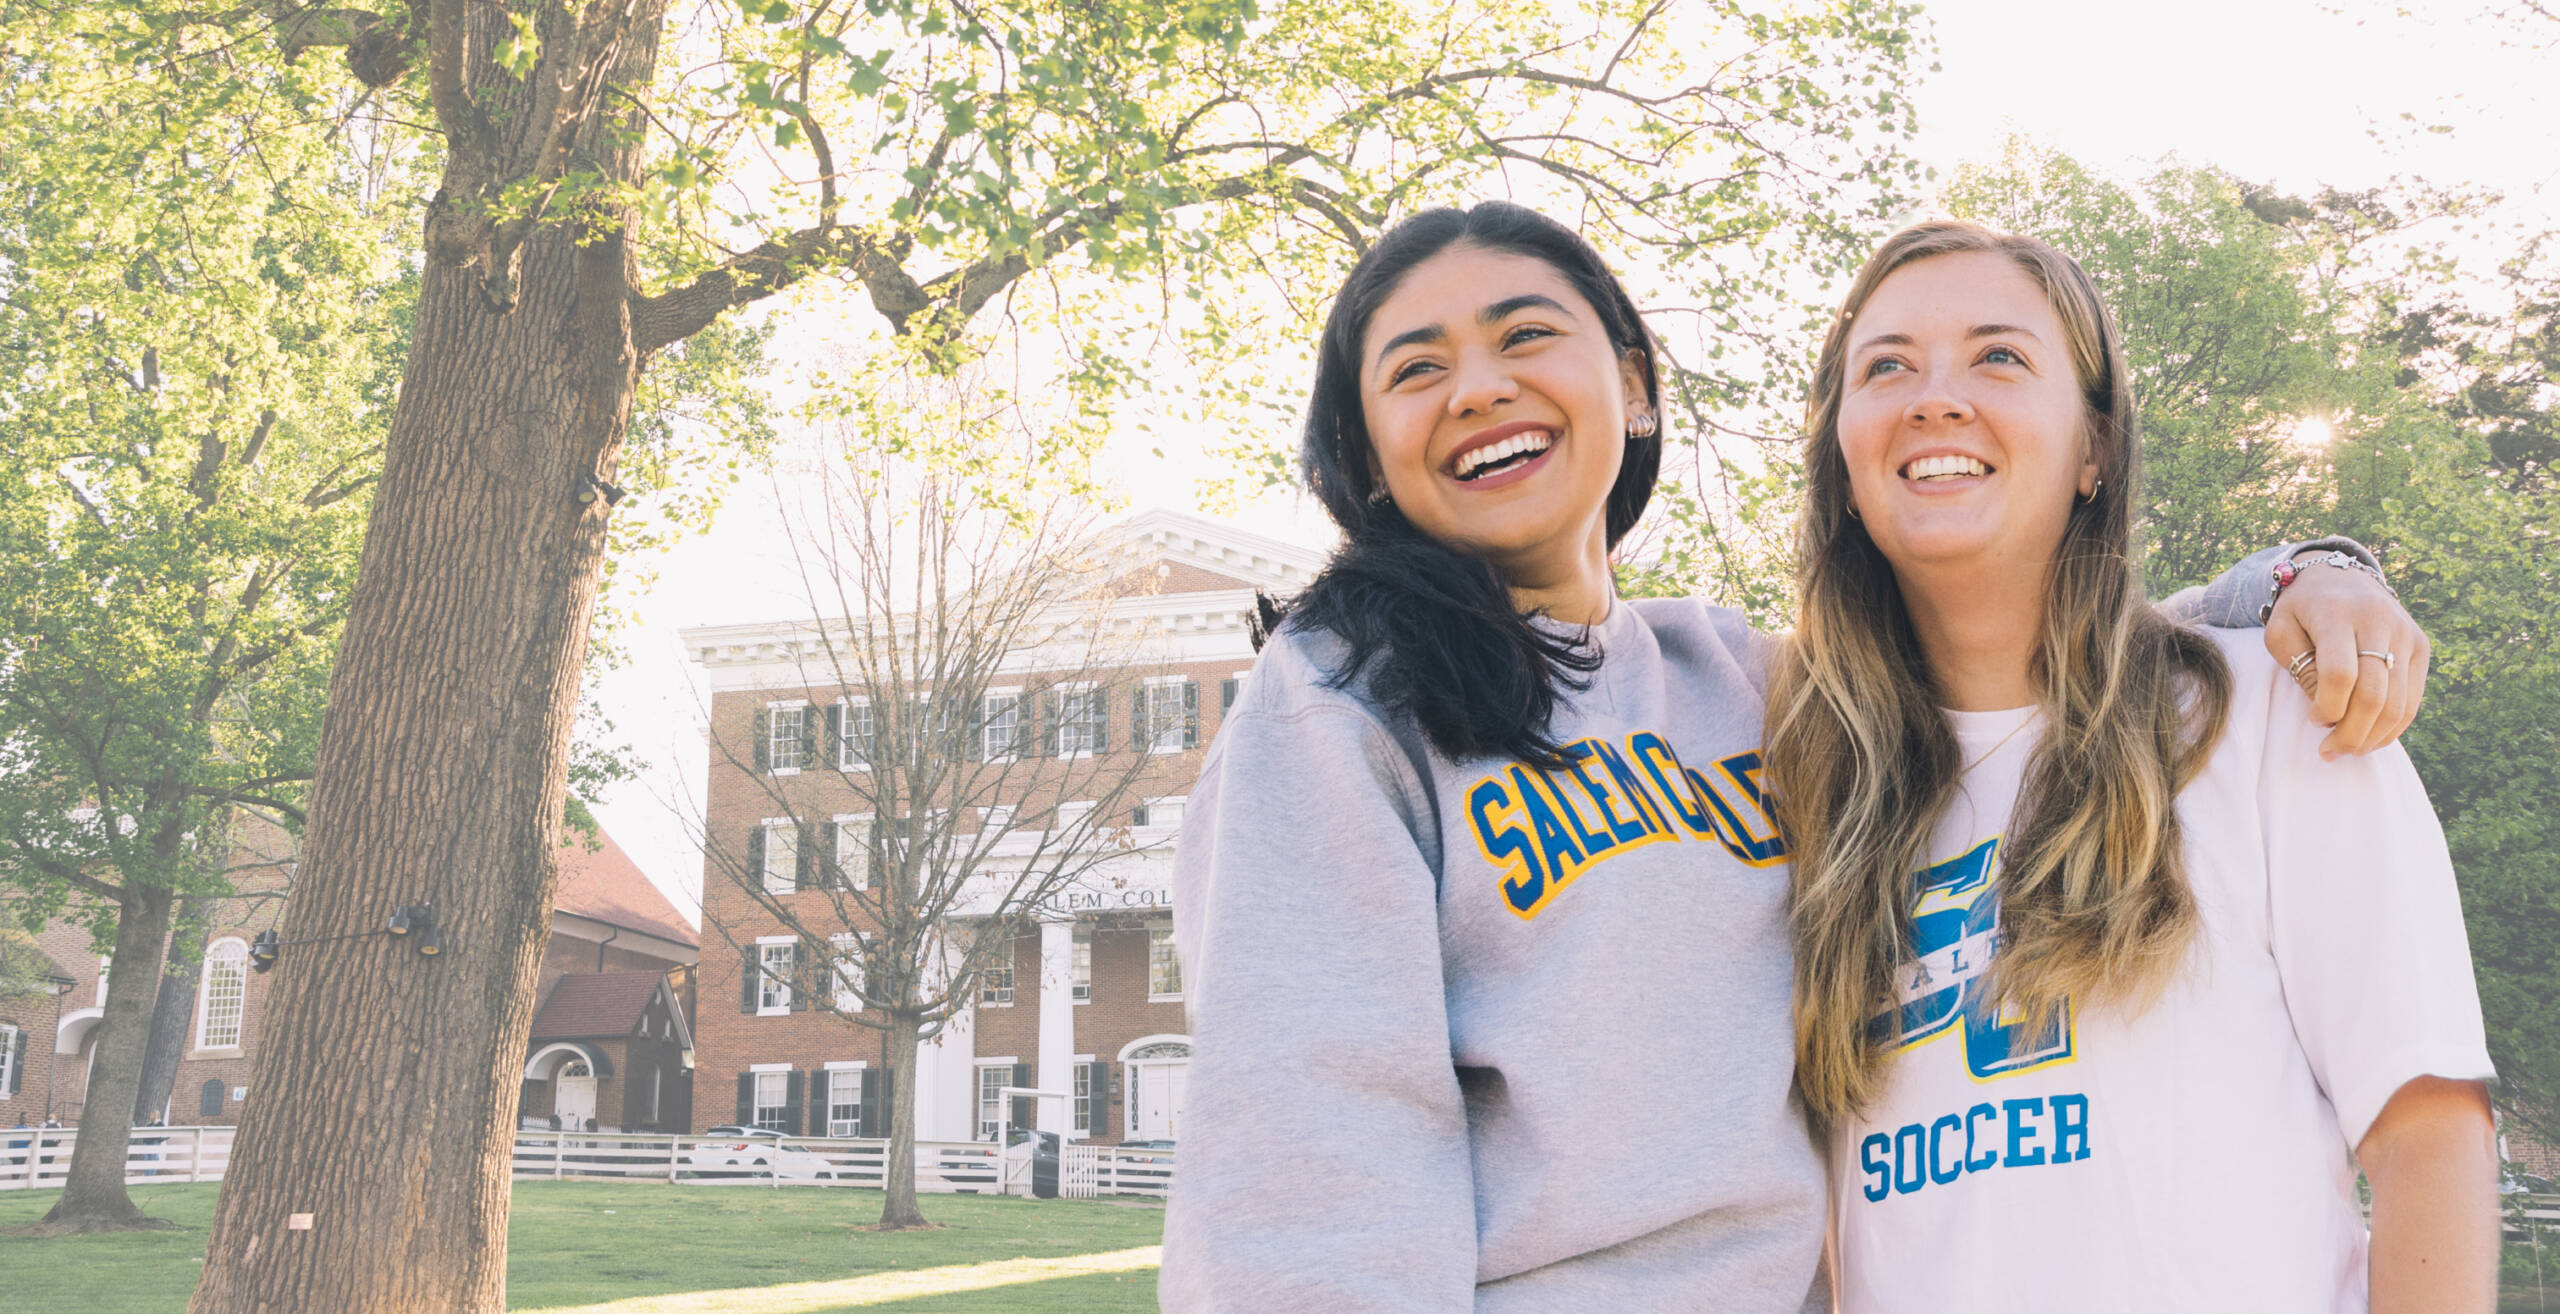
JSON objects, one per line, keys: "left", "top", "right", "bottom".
{"left": 1269, "top": 201, "right": 1663, "bottom": 767}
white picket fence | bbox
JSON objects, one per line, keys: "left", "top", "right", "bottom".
{"left": 0, "top": 1124, "right": 1175, "bottom": 1199}
{"left": 0, "top": 1125, "right": 234, "bottom": 1191}
{"left": 505, "top": 1130, "right": 1176, "bottom": 1200}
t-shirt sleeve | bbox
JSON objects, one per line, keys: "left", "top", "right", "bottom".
{"left": 2257, "top": 660, "right": 2495, "bottom": 1150}
{"left": 1158, "top": 697, "right": 1476, "bottom": 1312}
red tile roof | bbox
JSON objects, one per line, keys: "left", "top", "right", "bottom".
{"left": 530, "top": 971, "right": 666, "bottom": 1041}
{"left": 553, "top": 829, "right": 697, "bottom": 947}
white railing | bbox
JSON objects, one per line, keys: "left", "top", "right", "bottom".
{"left": 0, "top": 1125, "right": 235, "bottom": 1191}
{"left": 502, "top": 1130, "right": 1173, "bottom": 1198}
{"left": 0, "top": 1124, "right": 1173, "bottom": 1200}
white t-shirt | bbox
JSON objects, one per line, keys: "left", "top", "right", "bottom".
{"left": 1830, "top": 627, "right": 2494, "bottom": 1314}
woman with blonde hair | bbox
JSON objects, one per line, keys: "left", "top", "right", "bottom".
{"left": 1766, "top": 221, "right": 2497, "bottom": 1311}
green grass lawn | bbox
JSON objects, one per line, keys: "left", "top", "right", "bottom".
{"left": 0, "top": 1181, "right": 1164, "bottom": 1313}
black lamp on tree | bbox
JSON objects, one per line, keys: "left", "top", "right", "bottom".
{"left": 249, "top": 905, "right": 443, "bottom": 973}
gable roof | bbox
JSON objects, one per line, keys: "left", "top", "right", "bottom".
{"left": 529, "top": 971, "right": 674, "bottom": 1042}
{"left": 554, "top": 830, "right": 697, "bottom": 947}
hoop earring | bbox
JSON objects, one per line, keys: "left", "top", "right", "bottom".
{"left": 1366, "top": 483, "right": 1392, "bottom": 507}
{"left": 2079, "top": 478, "right": 2103, "bottom": 504}
{"left": 1627, "top": 410, "right": 1658, "bottom": 440}
{"left": 1844, "top": 500, "right": 1861, "bottom": 521}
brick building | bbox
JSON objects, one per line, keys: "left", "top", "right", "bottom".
{"left": 2, "top": 824, "right": 699, "bottom": 1132}
{"left": 682, "top": 510, "right": 1320, "bottom": 1146}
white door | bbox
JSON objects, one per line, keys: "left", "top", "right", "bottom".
{"left": 555, "top": 1059, "right": 597, "bottom": 1129}
{"left": 1133, "top": 1062, "right": 1188, "bottom": 1141}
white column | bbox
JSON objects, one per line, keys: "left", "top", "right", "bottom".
{"left": 913, "top": 999, "right": 975, "bottom": 1142}
{"left": 1035, "top": 919, "right": 1075, "bottom": 1136}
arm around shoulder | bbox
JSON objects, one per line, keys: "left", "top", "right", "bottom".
{"left": 1160, "top": 694, "right": 1475, "bottom": 1313}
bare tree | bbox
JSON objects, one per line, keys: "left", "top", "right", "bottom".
{"left": 698, "top": 401, "right": 1183, "bottom": 1228}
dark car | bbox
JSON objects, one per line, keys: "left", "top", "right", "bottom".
{"left": 1008, "top": 1128, "right": 1061, "bottom": 1198}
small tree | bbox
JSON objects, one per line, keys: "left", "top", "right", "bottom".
{"left": 701, "top": 383, "right": 1181, "bottom": 1227}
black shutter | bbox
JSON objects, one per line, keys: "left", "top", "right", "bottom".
{"left": 826, "top": 821, "right": 845, "bottom": 891}
{"left": 752, "top": 706, "right": 771, "bottom": 771}
{"left": 1220, "top": 677, "right": 1237, "bottom": 715}
{"left": 1091, "top": 1059, "right": 1112, "bottom": 1136}
{"left": 824, "top": 703, "right": 843, "bottom": 768}
{"left": 809, "top": 1070, "right": 830, "bottom": 1136}
{"left": 966, "top": 697, "right": 985, "bottom": 762}
{"left": 1130, "top": 684, "right": 1147, "bottom": 750}
{"left": 735, "top": 1073, "right": 754, "bottom": 1125}
{"left": 740, "top": 950, "right": 758, "bottom": 1013}
{"left": 794, "top": 824, "right": 817, "bottom": 893}
{"left": 1011, "top": 1061, "right": 1033, "bottom": 1133}
{"left": 746, "top": 826, "right": 766, "bottom": 893}
{"left": 1092, "top": 688, "right": 1109, "bottom": 753}
{"left": 1041, "top": 690, "right": 1059, "bottom": 757}
{"left": 860, "top": 1068, "right": 882, "bottom": 1137}
{"left": 5, "top": 1029, "right": 21, "bottom": 1095}
{"left": 783, "top": 1070, "right": 805, "bottom": 1136}
{"left": 797, "top": 710, "right": 819, "bottom": 769}
{"left": 1183, "top": 680, "right": 1199, "bottom": 748}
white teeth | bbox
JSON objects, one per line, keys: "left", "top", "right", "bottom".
{"left": 1455, "top": 431, "right": 1555, "bottom": 478}
{"left": 1902, "top": 454, "right": 1991, "bottom": 481}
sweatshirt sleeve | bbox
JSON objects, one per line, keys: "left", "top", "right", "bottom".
{"left": 1158, "top": 697, "right": 1476, "bottom": 1313}
{"left": 2254, "top": 651, "right": 2496, "bottom": 1149}
{"left": 2159, "top": 536, "right": 2383, "bottom": 628}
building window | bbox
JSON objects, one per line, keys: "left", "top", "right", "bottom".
{"left": 636, "top": 1064, "right": 660, "bottom": 1124}
{"left": 758, "top": 942, "right": 796, "bottom": 1013}
{"left": 1071, "top": 928, "right": 1091, "bottom": 1003}
{"left": 980, "top": 947, "right": 1015, "bottom": 1007}
{"left": 1148, "top": 927, "right": 1182, "bottom": 1000}
{"left": 830, "top": 933, "right": 864, "bottom": 1012}
{"left": 767, "top": 703, "right": 808, "bottom": 772}
{"left": 200, "top": 1078, "right": 225, "bottom": 1118}
{"left": 754, "top": 1071, "right": 790, "bottom": 1131}
{"left": 194, "top": 938, "right": 248, "bottom": 1050}
{"left": 980, "top": 693, "right": 1022, "bottom": 760}
{"left": 0, "top": 1023, "right": 16, "bottom": 1095}
{"left": 1134, "top": 797, "right": 1186, "bottom": 831}
{"left": 1053, "top": 686, "right": 1105, "bottom": 757}
{"left": 1138, "top": 679, "right": 1197, "bottom": 753}
{"left": 834, "top": 816, "right": 871, "bottom": 891}
{"left": 761, "top": 821, "right": 798, "bottom": 895}
{"left": 976, "top": 1065, "right": 1010, "bottom": 1142}
{"left": 1073, "top": 1062, "right": 1092, "bottom": 1134}
{"left": 838, "top": 698, "right": 873, "bottom": 769}
{"left": 829, "top": 1070, "right": 863, "bottom": 1137}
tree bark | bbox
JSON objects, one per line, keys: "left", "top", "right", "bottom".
{"left": 42, "top": 881, "right": 176, "bottom": 1229}
{"left": 133, "top": 895, "right": 214, "bottom": 1125}
{"left": 880, "top": 1009, "right": 927, "bottom": 1229}
{"left": 190, "top": 4, "right": 665, "bottom": 1308}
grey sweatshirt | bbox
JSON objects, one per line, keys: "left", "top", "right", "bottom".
{"left": 1160, "top": 543, "right": 2351, "bottom": 1313}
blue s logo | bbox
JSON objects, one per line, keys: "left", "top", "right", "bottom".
{"left": 1879, "top": 837, "right": 2075, "bottom": 1080}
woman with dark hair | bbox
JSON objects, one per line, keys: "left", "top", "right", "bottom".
{"left": 1766, "top": 222, "right": 2493, "bottom": 1309}
{"left": 1159, "top": 202, "right": 2422, "bottom": 1311}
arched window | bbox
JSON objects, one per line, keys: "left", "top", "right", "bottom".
{"left": 559, "top": 1059, "right": 591, "bottom": 1079}
{"left": 194, "top": 938, "right": 248, "bottom": 1050}
{"left": 199, "top": 1079, "right": 225, "bottom": 1119}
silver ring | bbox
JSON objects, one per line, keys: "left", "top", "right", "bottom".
{"left": 2357, "top": 649, "right": 2395, "bottom": 670}
{"left": 2285, "top": 650, "right": 2317, "bottom": 678}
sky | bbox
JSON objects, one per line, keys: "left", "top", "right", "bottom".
{"left": 585, "top": 0, "right": 2560, "bottom": 921}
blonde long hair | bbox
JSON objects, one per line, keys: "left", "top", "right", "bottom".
{"left": 1766, "top": 222, "right": 2232, "bottom": 1128}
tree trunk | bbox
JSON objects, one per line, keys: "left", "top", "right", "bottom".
{"left": 41, "top": 882, "right": 176, "bottom": 1229}
{"left": 879, "top": 1010, "right": 929, "bottom": 1229}
{"left": 132, "top": 895, "right": 214, "bottom": 1125}
{"left": 190, "top": 7, "right": 665, "bottom": 1309}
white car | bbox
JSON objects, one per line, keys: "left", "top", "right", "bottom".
{"left": 680, "top": 1126, "right": 839, "bottom": 1180}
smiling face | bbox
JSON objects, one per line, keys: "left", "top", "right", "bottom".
{"left": 1834, "top": 250, "right": 2101, "bottom": 579}
{"left": 1358, "top": 243, "right": 1649, "bottom": 591}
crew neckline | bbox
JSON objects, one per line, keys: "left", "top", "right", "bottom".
{"left": 1943, "top": 703, "right": 2040, "bottom": 748}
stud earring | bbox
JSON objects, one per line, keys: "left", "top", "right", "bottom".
{"left": 1367, "top": 483, "right": 1392, "bottom": 506}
